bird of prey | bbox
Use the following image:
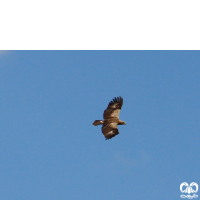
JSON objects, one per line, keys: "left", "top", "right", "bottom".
{"left": 93, "top": 96, "right": 126, "bottom": 140}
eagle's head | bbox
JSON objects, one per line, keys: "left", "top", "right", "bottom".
{"left": 118, "top": 120, "right": 126, "bottom": 125}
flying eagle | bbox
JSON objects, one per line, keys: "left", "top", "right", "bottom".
{"left": 93, "top": 96, "right": 126, "bottom": 140}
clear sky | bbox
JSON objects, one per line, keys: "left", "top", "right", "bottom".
{"left": 0, "top": 51, "right": 199, "bottom": 200}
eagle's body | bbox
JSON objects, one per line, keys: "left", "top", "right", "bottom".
{"left": 93, "top": 96, "right": 126, "bottom": 140}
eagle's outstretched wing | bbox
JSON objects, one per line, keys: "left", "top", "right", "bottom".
{"left": 103, "top": 96, "right": 123, "bottom": 119}
{"left": 102, "top": 121, "right": 119, "bottom": 140}
{"left": 101, "top": 96, "right": 123, "bottom": 139}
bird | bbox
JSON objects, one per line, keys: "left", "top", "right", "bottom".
{"left": 93, "top": 96, "right": 126, "bottom": 140}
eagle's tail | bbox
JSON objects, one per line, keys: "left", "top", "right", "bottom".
{"left": 93, "top": 120, "right": 104, "bottom": 126}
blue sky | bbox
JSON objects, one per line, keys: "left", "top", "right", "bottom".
{"left": 0, "top": 51, "right": 199, "bottom": 200}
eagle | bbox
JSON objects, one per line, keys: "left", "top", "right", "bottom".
{"left": 93, "top": 96, "right": 126, "bottom": 140}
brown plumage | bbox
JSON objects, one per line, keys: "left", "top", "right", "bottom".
{"left": 93, "top": 96, "right": 126, "bottom": 140}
